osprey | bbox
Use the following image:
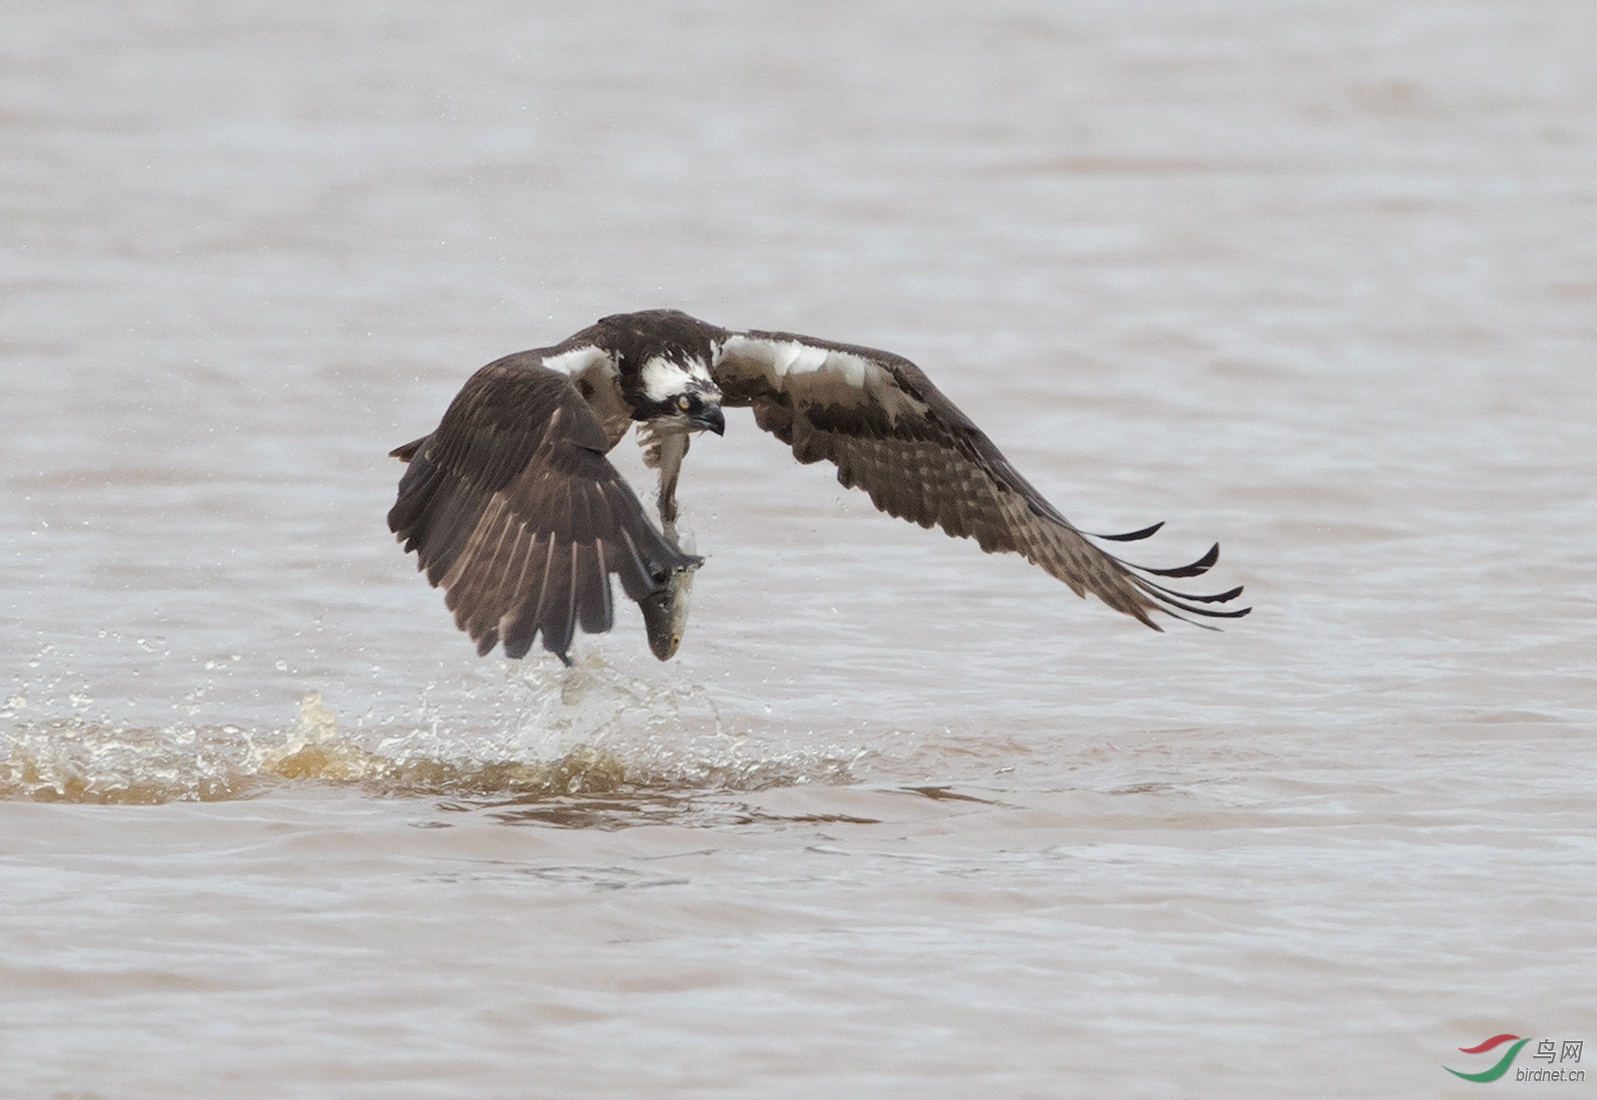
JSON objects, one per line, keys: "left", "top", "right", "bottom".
{"left": 387, "top": 309, "right": 1247, "bottom": 663}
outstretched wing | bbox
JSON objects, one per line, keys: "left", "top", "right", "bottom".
{"left": 387, "top": 352, "right": 699, "bottom": 662}
{"left": 712, "top": 330, "right": 1247, "bottom": 629}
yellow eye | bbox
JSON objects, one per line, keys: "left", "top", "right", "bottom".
{"left": 677, "top": 395, "right": 691, "bottom": 411}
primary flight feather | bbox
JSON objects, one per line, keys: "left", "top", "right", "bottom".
{"left": 388, "top": 309, "right": 1248, "bottom": 663}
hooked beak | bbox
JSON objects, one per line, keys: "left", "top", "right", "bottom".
{"left": 690, "top": 405, "right": 725, "bottom": 436}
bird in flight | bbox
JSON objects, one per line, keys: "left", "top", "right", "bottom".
{"left": 387, "top": 309, "right": 1247, "bottom": 663}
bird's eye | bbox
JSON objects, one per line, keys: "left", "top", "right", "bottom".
{"left": 676, "top": 395, "right": 691, "bottom": 412}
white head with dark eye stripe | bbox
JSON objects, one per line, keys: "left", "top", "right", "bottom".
{"left": 636, "top": 355, "right": 726, "bottom": 435}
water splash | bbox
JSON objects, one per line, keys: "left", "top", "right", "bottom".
{"left": 1, "top": 658, "right": 876, "bottom": 808}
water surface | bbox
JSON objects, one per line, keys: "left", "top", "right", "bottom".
{"left": 3, "top": 2, "right": 1595, "bottom": 1096}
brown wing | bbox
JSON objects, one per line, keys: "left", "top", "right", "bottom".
{"left": 713, "top": 331, "right": 1247, "bottom": 629}
{"left": 388, "top": 352, "right": 699, "bottom": 662}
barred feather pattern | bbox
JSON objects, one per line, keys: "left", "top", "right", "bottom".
{"left": 716, "top": 331, "right": 1248, "bottom": 628}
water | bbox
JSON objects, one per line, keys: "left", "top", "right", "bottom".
{"left": 3, "top": 1, "right": 1596, "bottom": 1096}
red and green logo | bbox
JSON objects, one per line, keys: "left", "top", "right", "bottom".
{"left": 1445, "top": 1035, "right": 1530, "bottom": 1082}
{"left": 1445, "top": 1035, "right": 1586, "bottom": 1083}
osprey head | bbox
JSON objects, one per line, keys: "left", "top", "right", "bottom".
{"left": 635, "top": 354, "right": 725, "bottom": 435}
{"left": 597, "top": 309, "right": 727, "bottom": 436}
